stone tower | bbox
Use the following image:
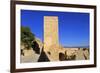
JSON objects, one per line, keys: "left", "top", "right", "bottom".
{"left": 44, "top": 16, "right": 59, "bottom": 51}
{"left": 44, "top": 16, "right": 61, "bottom": 61}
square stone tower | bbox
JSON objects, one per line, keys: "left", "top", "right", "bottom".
{"left": 44, "top": 16, "right": 59, "bottom": 51}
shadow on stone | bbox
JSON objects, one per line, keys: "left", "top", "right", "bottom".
{"left": 31, "top": 41, "right": 40, "bottom": 54}
{"left": 59, "top": 52, "right": 66, "bottom": 61}
{"left": 38, "top": 48, "right": 50, "bottom": 62}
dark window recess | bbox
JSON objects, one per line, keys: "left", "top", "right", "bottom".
{"left": 48, "top": 51, "right": 51, "bottom": 55}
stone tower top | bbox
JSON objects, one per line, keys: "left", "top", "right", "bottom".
{"left": 44, "top": 16, "right": 59, "bottom": 51}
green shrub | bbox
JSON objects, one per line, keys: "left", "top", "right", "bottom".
{"left": 21, "top": 26, "right": 35, "bottom": 49}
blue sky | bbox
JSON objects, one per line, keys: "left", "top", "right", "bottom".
{"left": 21, "top": 10, "right": 89, "bottom": 47}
